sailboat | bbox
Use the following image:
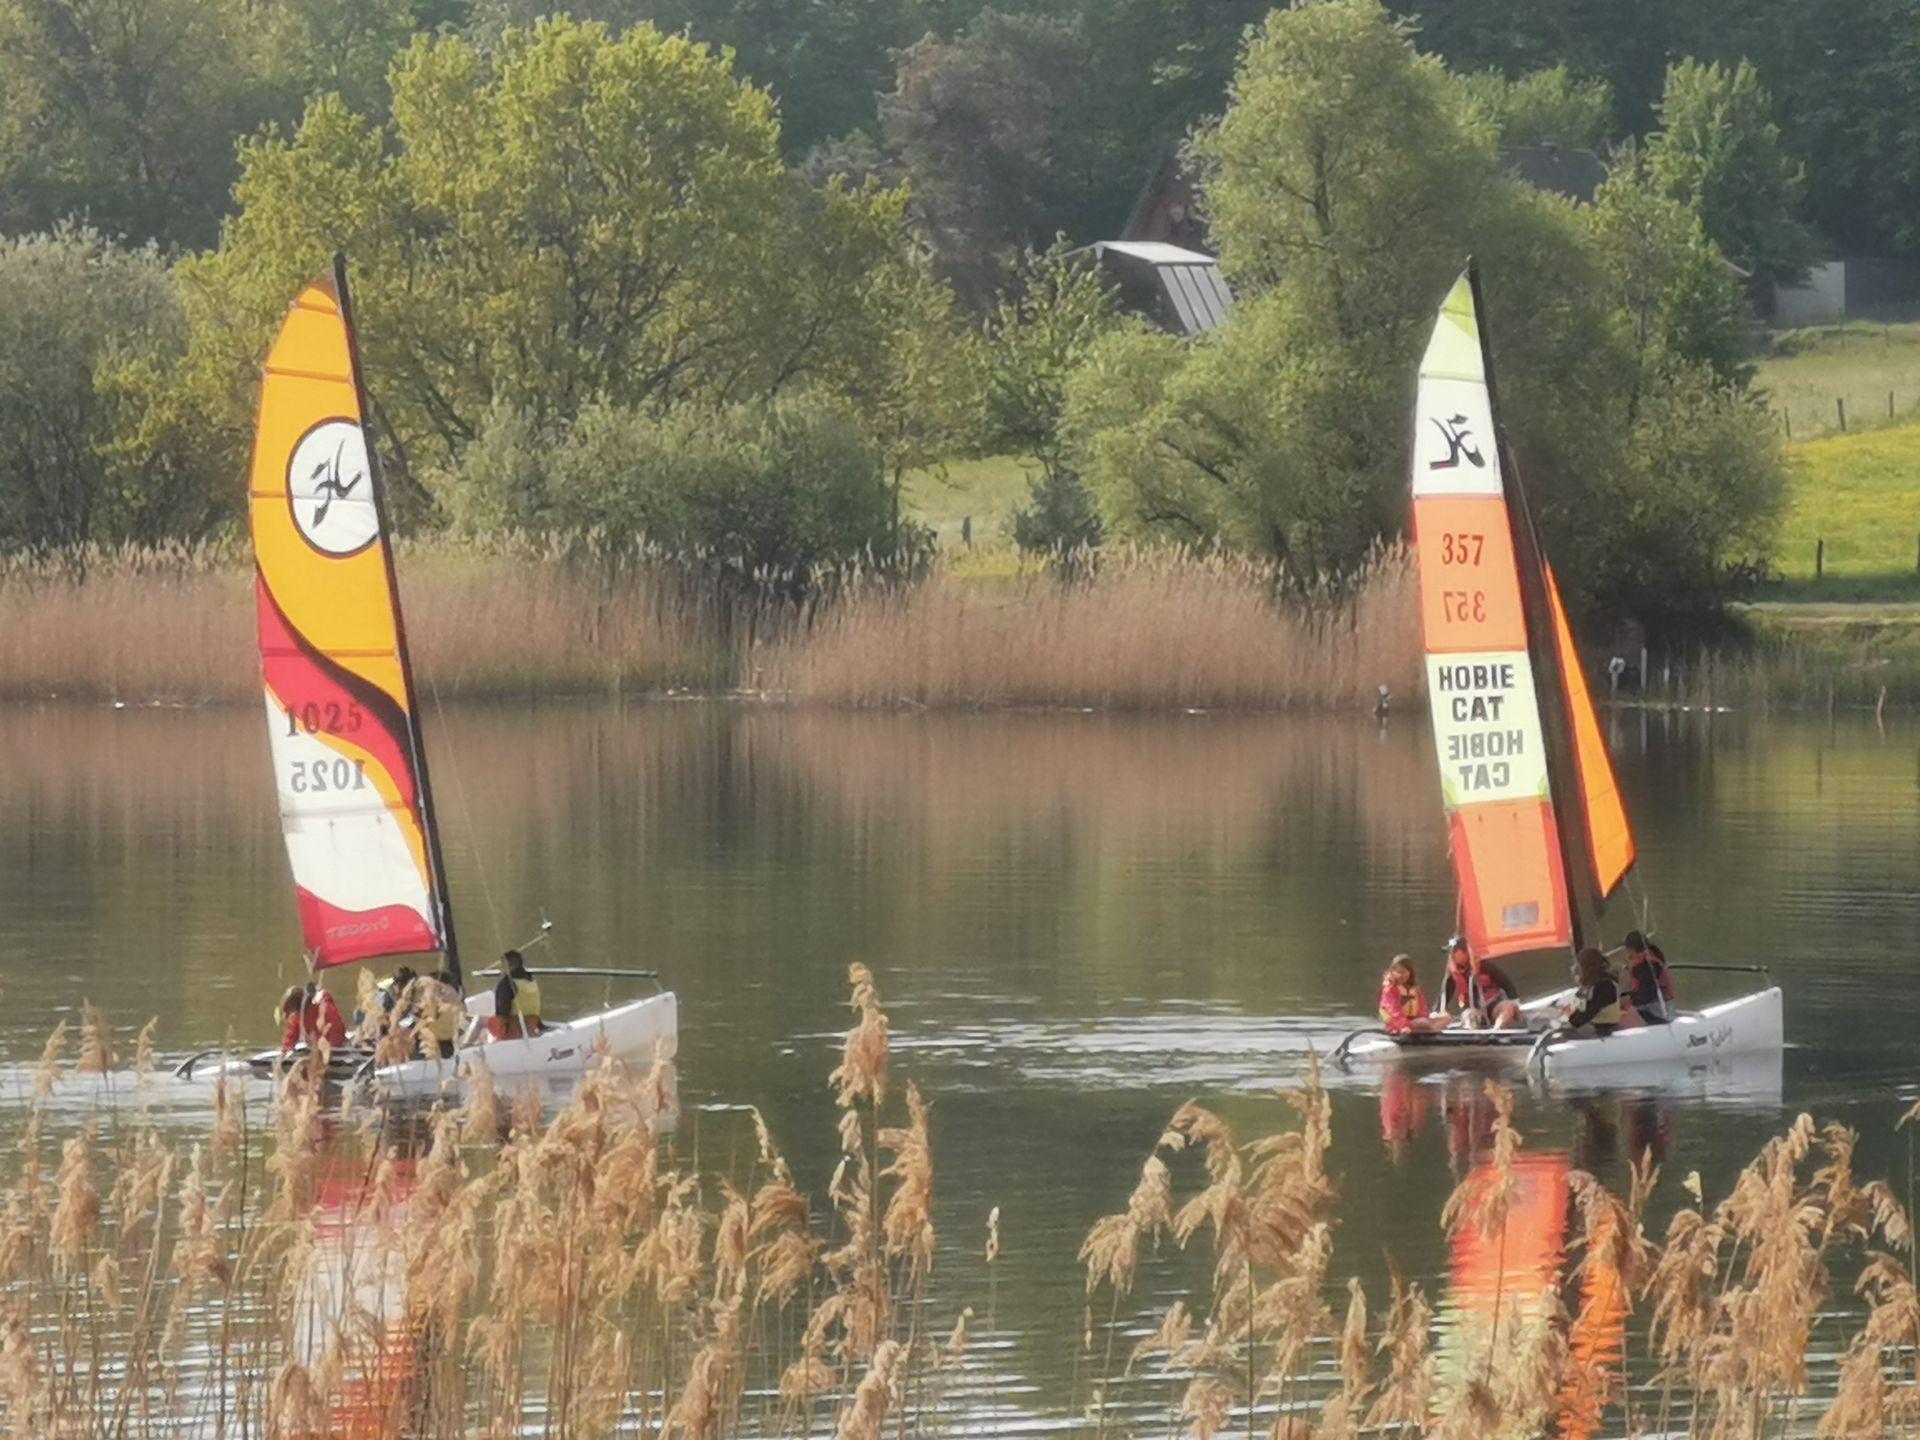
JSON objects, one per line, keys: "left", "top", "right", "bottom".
{"left": 1334, "top": 265, "right": 1781, "bottom": 1079}
{"left": 233, "top": 254, "right": 677, "bottom": 1094}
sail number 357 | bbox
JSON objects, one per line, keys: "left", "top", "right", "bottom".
{"left": 1442, "top": 589, "right": 1488, "bottom": 623}
{"left": 1439, "top": 533, "right": 1484, "bottom": 566}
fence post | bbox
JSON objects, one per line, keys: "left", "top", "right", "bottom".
{"left": 1891, "top": 390, "right": 1897, "bottom": 420}
{"left": 1817, "top": 537, "right": 1825, "bottom": 579}
{"left": 1838, "top": 397, "right": 1847, "bottom": 432}
{"left": 1784, "top": 411, "right": 1792, "bottom": 439}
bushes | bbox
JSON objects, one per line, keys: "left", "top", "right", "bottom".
{"left": 441, "top": 393, "right": 916, "bottom": 576}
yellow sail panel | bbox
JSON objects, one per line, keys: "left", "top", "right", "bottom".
{"left": 1544, "top": 563, "right": 1635, "bottom": 898}
{"left": 249, "top": 276, "right": 441, "bottom": 969}
{"left": 1412, "top": 272, "right": 1571, "bottom": 959}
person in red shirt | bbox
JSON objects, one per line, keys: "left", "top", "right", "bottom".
{"left": 278, "top": 983, "right": 349, "bottom": 1055}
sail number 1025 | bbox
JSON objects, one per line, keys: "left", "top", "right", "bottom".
{"left": 285, "top": 701, "right": 363, "bottom": 737}
{"left": 289, "top": 757, "right": 368, "bottom": 794}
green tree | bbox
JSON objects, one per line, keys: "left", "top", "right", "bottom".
{"left": 981, "top": 243, "right": 1128, "bottom": 552}
{"left": 0, "top": 229, "right": 189, "bottom": 549}
{"left": 483, "top": 393, "right": 905, "bottom": 572}
{"left": 0, "top": 0, "right": 261, "bottom": 248}
{"left": 133, "top": 18, "right": 917, "bottom": 522}
{"left": 1588, "top": 152, "right": 1753, "bottom": 387}
{"left": 1458, "top": 64, "right": 1613, "bottom": 149}
{"left": 1644, "top": 58, "right": 1816, "bottom": 290}
{"left": 1065, "top": 0, "right": 1785, "bottom": 621}
{"left": 871, "top": 13, "right": 1146, "bottom": 302}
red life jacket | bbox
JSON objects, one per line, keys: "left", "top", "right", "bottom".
{"left": 1633, "top": 954, "right": 1675, "bottom": 1001}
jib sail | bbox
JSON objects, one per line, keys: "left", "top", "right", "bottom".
{"left": 249, "top": 257, "right": 459, "bottom": 975}
{"left": 1411, "top": 270, "right": 1573, "bottom": 959}
{"left": 1544, "top": 562, "right": 1635, "bottom": 899}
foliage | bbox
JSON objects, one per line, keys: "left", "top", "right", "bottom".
{"left": 1645, "top": 58, "right": 1817, "bottom": 291}
{"left": 444, "top": 393, "right": 912, "bottom": 575}
{"left": 0, "top": 0, "right": 261, "bottom": 249}
{"left": 1009, "top": 467, "right": 1103, "bottom": 554}
{"left": 125, "top": 18, "right": 917, "bottom": 530}
{"left": 0, "top": 229, "right": 192, "bottom": 549}
{"left": 1458, "top": 64, "right": 1613, "bottom": 150}
{"left": 871, "top": 13, "right": 1144, "bottom": 303}
{"left": 1066, "top": 0, "right": 1785, "bottom": 622}
{"left": 980, "top": 243, "right": 1129, "bottom": 554}
{"left": 1587, "top": 153, "right": 1755, "bottom": 387}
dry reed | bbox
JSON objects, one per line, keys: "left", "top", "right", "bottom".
{"left": 761, "top": 544, "right": 1423, "bottom": 712}
{"left": 5, "top": 986, "right": 1920, "bottom": 1437}
{"left": 0, "top": 538, "right": 1423, "bottom": 712}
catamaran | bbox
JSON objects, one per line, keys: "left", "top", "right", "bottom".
{"left": 1333, "top": 266, "right": 1781, "bottom": 1080}
{"left": 180, "top": 255, "right": 677, "bottom": 1093}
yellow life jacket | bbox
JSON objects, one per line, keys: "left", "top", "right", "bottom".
{"left": 509, "top": 976, "right": 542, "bottom": 1025}
{"left": 1581, "top": 982, "right": 1623, "bottom": 1029}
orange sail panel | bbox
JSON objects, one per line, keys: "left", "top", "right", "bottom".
{"left": 249, "top": 276, "right": 442, "bottom": 970}
{"left": 1545, "top": 564, "right": 1635, "bottom": 898}
{"left": 1412, "top": 274, "right": 1572, "bottom": 959}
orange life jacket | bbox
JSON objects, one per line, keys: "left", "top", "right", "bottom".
{"left": 1378, "top": 980, "right": 1426, "bottom": 1030}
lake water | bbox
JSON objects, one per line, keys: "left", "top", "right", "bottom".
{"left": 0, "top": 699, "right": 1915, "bottom": 1429}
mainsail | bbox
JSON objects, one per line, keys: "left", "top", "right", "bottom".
{"left": 1411, "top": 270, "right": 1573, "bottom": 959}
{"left": 249, "top": 257, "right": 459, "bottom": 976}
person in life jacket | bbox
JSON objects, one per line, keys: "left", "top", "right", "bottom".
{"left": 353, "top": 964, "right": 418, "bottom": 1038}
{"left": 488, "top": 949, "right": 544, "bottom": 1040}
{"left": 1377, "top": 954, "right": 1447, "bottom": 1035}
{"left": 1559, "top": 947, "right": 1624, "bottom": 1037}
{"left": 1620, "top": 930, "right": 1676, "bottom": 1024}
{"left": 1438, "top": 935, "right": 1522, "bottom": 1029}
{"left": 278, "top": 981, "right": 348, "bottom": 1055}
{"left": 400, "top": 971, "right": 463, "bottom": 1059}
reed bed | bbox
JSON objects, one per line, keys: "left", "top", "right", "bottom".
{"left": 6, "top": 972, "right": 1920, "bottom": 1437}
{"left": 0, "top": 540, "right": 1423, "bottom": 712}
{"left": 0, "top": 540, "right": 732, "bottom": 704}
{"left": 759, "top": 546, "right": 1423, "bottom": 712}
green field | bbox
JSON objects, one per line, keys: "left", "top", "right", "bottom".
{"left": 1769, "top": 421, "right": 1920, "bottom": 599}
{"left": 901, "top": 455, "right": 1036, "bottom": 552}
{"left": 1754, "top": 320, "right": 1920, "bottom": 440}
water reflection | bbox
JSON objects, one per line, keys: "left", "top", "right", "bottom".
{"left": 0, "top": 699, "right": 1917, "bottom": 1427}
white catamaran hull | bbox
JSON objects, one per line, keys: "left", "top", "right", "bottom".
{"left": 372, "top": 990, "right": 678, "bottom": 1096}
{"left": 1335, "top": 985, "right": 1783, "bottom": 1080}
{"left": 1536, "top": 986, "right": 1782, "bottom": 1076}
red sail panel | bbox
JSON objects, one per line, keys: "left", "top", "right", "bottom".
{"left": 249, "top": 276, "right": 443, "bottom": 970}
{"left": 1412, "top": 273, "right": 1572, "bottom": 959}
{"left": 1544, "top": 564, "right": 1635, "bottom": 898}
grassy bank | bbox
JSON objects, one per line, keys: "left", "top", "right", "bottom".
{"left": 0, "top": 540, "right": 1425, "bottom": 712}
{"left": 11, "top": 974, "right": 1920, "bottom": 1436}
{"left": 1756, "top": 320, "right": 1920, "bottom": 441}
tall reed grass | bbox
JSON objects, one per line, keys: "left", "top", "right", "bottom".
{"left": 0, "top": 539, "right": 734, "bottom": 704}
{"left": 0, "top": 540, "right": 1423, "bottom": 712}
{"left": 7, "top": 974, "right": 1920, "bottom": 1437}
{"left": 759, "top": 546, "right": 1423, "bottom": 712}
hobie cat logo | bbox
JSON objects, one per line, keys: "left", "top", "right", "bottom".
{"left": 287, "top": 419, "right": 378, "bottom": 556}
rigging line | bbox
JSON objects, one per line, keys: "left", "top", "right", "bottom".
{"left": 423, "top": 665, "right": 508, "bottom": 958}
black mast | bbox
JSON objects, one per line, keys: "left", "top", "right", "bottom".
{"left": 1464, "top": 260, "right": 1587, "bottom": 955}
{"left": 332, "top": 252, "right": 464, "bottom": 992}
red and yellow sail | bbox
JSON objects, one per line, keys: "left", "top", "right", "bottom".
{"left": 1412, "top": 273, "right": 1572, "bottom": 958}
{"left": 249, "top": 268, "right": 445, "bottom": 970}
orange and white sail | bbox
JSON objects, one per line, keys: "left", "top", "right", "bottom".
{"left": 1411, "top": 272, "right": 1572, "bottom": 958}
{"left": 249, "top": 259, "right": 455, "bottom": 972}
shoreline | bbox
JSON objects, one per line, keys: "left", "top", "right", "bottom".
{"left": 4, "top": 539, "right": 1918, "bottom": 714}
